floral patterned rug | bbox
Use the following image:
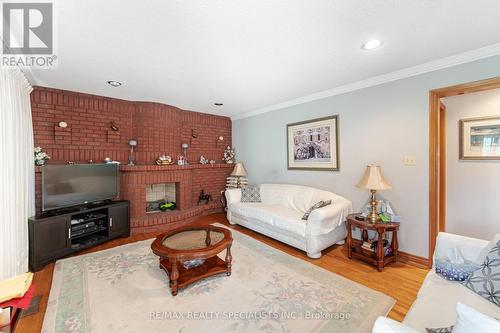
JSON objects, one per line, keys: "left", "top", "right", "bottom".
{"left": 42, "top": 224, "right": 394, "bottom": 333}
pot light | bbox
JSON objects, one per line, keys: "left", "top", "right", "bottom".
{"left": 214, "top": 102, "right": 223, "bottom": 106}
{"left": 361, "top": 39, "right": 382, "bottom": 51}
{"left": 107, "top": 80, "right": 122, "bottom": 87}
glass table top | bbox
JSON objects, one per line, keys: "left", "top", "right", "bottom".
{"left": 162, "top": 229, "right": 225, "bottom": 250}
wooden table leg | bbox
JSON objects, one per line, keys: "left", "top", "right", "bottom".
{"left": 170, "top": 260, "right": 179, "bottom": 296}
{"left": 362, "top": 229, "right": 368, "bottom": 242}
{"left": 225, "top": 245, "right": 232, "bottom": 276}
{"left": 347, "top": 224, "right": 353, "bottom": 259}
{"left": 392, "top": 229, "right": 399, "bottom": 262}
{"left": 205, "top": 230, "right": 211, "bottom": 247}
{"left": 377, "top": 230, "right": 384, "bottom": 272}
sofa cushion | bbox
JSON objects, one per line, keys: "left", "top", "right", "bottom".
{"left": 229, "top": 202, "right": 306, "bottom": 236}
{"left": 230, "top": 203, "right": 276, "bottom": 225}
{"left": 403, "top": 271, "right": 500, "bottom": 332}
{"left": 272, "top": 208, "right": 307, "bottom": 237}
{"left": 463, "top": 240, "right": 500, "bottom": 306}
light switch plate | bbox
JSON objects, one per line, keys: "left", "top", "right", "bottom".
{"left": 404, "top": 155, "right": 416, "bottom": 166}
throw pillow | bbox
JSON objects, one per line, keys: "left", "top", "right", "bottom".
{"left": 302, "top": 200, "right": 332, "bottom": 220}
{"left": 451, "top": 302, "right": 500, "bottom": 333}
{"left": 463, "top": 240, "right": 500, "bottom": 306}
{"left": 240, "top": 186, "right": 261, "bottom": 203}
{"left": 426, "top": 327, "right": 453, "bottom": 333}
{"left": 372, "top": 317, "right": 420, "bottom": 333}
{"left": 435, "top": 257, "right": 479, "bottom": 282}
{"left": 475, "top": 234, "right": 500, "bottom": 265}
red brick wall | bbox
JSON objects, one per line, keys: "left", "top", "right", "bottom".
{"left": 31, "top": 86, "right": 232, "bottom": 164}
{"left": 31, "top": 87, "right": 233, "bottom": 230}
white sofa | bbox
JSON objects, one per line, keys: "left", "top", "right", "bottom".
{"left": 225, "top": 184, "right": 353, "bottom": 258}
{"left": 374, "top": 232, "right": 500, "bottom": 332}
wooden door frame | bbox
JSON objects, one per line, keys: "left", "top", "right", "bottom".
{"left": 428, "top": 77, "right": 500, "bottom": 266}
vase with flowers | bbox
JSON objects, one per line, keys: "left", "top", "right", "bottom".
{"left": 34, "top": 147, "right": 50, "bottom": 166}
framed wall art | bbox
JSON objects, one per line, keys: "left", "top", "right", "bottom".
{"left": 459, "top": 116, "right": 500, "bottom": 160}
{"left": 287, "top": 115, "right": 339, "bottom": 171}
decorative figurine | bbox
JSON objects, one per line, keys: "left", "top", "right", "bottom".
{"left": 177, "top": 156, "right": 186, "bottom": 165}
{"left": 156, "top": 155, "right": 174, "bottom": 165}
{"left": 198, "top": 190, "right": 213, "bottom": 205}
{"left": 223, "top": 146, "right": 235, "bottom": 164}
{"left": 110, "top": 121, "right": 119, "bottom": 131}
{"left": 199, "top": 155, "right": 209, "bottom": 164}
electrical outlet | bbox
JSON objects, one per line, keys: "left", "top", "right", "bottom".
{"left": 404, "top": 155, "right": 416, "bottom": 166}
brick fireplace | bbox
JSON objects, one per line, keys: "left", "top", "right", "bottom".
{"left": 119, "top": 164, "right": 232, "bottom": 233}
{"left": 31, "top": 87, "right": 233, "bottom": 232}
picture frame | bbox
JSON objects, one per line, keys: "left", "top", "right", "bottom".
{"left": 287, "top": 115, "right": 339, "bottom": 171}
{"left": 459, "top": 115, "right": 500, "bottom": 160}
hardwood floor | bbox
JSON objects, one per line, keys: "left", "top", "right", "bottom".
{"left": 16, "top": 213, "right": 428, "bottom": 332}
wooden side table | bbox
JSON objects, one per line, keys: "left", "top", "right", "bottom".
{"left": 346, "top": 213, "right": 400, "bottom": 271}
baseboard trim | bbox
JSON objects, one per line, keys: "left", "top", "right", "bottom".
{"left": 399, "top": 251, "right": 430, "bottom": 269}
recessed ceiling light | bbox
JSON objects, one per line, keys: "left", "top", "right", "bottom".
{"left": 214, "top": 102, "right": 223, "bottom": 106}
{"left": 107, "top": 80, "right": 122, "bottom": 87}
{"left": 361, "top": 39, "right": 382, "bottom": 51}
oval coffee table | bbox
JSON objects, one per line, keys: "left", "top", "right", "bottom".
{"left": 151, "top": 225, "right": 233, "bottom": 296}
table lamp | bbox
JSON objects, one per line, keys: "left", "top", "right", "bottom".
{"left": 356, "top": 165, "right": 392, "bottom": 223}
{"left": 231, "top": 162, "right": 247, "bottom": 188}
{"left": 128, "top": 139, "right": 137, "bottom": 166}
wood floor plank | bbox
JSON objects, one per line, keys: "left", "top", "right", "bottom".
{"left": 15, "top": 213, "right": 428, "bottom": 332}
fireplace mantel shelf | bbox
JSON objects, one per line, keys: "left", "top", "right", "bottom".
{"left": 120, "top": 163, "right": 234, "bottom": 172}
{"left": 35, "top": 163, "right": 234, "bottom": 173}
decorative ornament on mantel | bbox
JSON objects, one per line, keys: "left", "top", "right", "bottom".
{"left": 110, "top": 121, "right": 119, "bottom": 131}
{"left": 199, "top": 155, "right": 209, "bottom": 164}
{"left": 34, "top": 147, "right": 50, "bottom": 166}
{"left": 223, "top": 146, "right": 235, "bottom": 164}
{"left": 156, "top": 155, "right": 174, "bottom": 165}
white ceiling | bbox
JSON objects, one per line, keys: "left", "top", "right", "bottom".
{"left": 28, "top": 0, "right": 500, "bottom": 118}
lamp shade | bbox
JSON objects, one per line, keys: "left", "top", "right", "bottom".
{"left": 231, "top": 162, "right": 247, "bottom": 177}
{"left": 356, "top": 165, "right": 392, "bottom": 190}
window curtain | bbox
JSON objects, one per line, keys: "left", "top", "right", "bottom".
{"left": 0, "top": 67, "right": 35, "bottom": 280}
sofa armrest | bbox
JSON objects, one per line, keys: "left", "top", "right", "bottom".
{"left": 433, "top": 232, "right": 488, "bottom": 266}
{"left": 306, "top": 199, "right": 353, "bottom": 236}
{"left": 225, "top": 189, "right": 241, "bottom": 205}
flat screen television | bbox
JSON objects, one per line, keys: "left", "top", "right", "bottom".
{"left": 42, "top": 164, "right": 119, "bottom": 211}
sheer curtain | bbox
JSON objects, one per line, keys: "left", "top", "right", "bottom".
{"left": 0, "top": 67, "right": 35, "bottom": 280}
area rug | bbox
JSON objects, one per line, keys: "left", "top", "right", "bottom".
{"left": 42, "top": 224, "right": 395, "bottom": 333}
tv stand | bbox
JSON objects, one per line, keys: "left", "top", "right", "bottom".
{"left": 28, "top": 200, "right": 130, "bottom": 271}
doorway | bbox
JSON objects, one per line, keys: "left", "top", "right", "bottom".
{"left": 428, "top": 77, "right": 500, "bottom": 266}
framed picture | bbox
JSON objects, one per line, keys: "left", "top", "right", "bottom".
{"left": 287, "top": 115, "right": 339, "bottom": 171}
{"left": 459, "top": 116, "right": 500, "bottom": 160}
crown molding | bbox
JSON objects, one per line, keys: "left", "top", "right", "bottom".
{"left": 232, "top": 42, "right": 500, "bottom": 120}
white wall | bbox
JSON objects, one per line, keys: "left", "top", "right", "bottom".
{"left": 232, "top": 55, "right": 500, "bottom": 258}
{"left": 442, "top": 88, "right": 500, "bottom": 240}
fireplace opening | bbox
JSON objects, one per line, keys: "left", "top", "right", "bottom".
{"left": 146, "top": 183, "right": 177, "bottom": 213}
